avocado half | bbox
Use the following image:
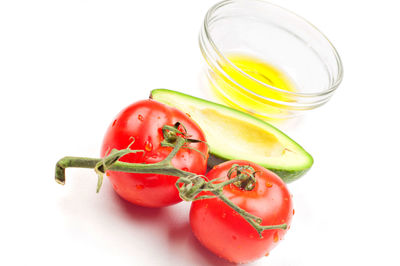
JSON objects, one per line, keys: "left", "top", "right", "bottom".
{"left": 150, "top": 89, "right": 313, "bottom": 183}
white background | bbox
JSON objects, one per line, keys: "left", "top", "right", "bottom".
{"left": 1, "top": 0, "right": 399, "bottom": 265}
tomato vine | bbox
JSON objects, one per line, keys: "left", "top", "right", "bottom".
{"left": 55, "top": 124, "right": 286, "bottom": 237}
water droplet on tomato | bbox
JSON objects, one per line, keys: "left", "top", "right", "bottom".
{"left": 182, "top": 167, "right": 189, "bottom": 172}
{"left": 273, "top": 232, "right": 279, "bottom": 243}
{"left": 232, "top": 235, "right": 237, "bottom": 240}
{"left": 265, "top": 252, "right": 270, "bottom": 257}
{"left": 112, "top": 119, "right": 117, "bottom": 127}
{"left": 185, "top": 113, "right": 191, "bottom": 117}
{"left": 136, "top": 184, "right": 144, "bottom": 190}
{"left": 266, "top": 182, "right": 273, "bottom": 188}
{"left": 138, "top": 114, "right": 144, "bottom": 121}
{"left": 144, "top": 141, "right": 153, "bottom": 152}
{"left": 222, "top": 213, "right": 227, "bottom": 219}
{"left": 293, "top": 209, "right": 295, "bottom": 215}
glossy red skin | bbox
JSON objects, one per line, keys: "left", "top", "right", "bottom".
{"left": 190, "top": 160, "right": 293, "bottom": 263}
{"left": 101, "top": 99, "right": 208, "bottom": 207}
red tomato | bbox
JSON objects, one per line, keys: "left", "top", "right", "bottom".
{"left": 101, "top": 99, "right": 208, "bottom": 207}
{"left": 190, "top": 160, "right": 293, "bottom": 263}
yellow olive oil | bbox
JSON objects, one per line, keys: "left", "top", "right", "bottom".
{"left": 210, "top": 54, "right": 297, "bottom": 120}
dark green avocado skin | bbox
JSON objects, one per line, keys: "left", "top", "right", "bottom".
{"left": 207, "top": 154, "right": 310, "bottom": 183}
{"left": 269, "top": 168, "right": 310, "bottom": 183}
{"left": 151, "top": 89, "right": 313, "bottom": 183}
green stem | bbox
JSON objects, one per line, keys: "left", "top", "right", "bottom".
{"left": 55, "top": 134, "right": 285, "bottom": 238}
{"left": 55, "top": 137, "right": 193, "bottom": 186}
{"left": 175, "top": 172, "right": 287, "bottom": 238}
{"left": 214, "top": 192, "right": 287, "bottom": 237}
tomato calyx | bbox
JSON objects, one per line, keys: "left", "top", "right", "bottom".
{"left": 161, "top": 122, "right": 208, "bottom": 159}
{"left": 160, "top": 122, "right": 184, "bottom": 147}
{"left": 227, "top": 164, "right": 257, "bottom": 191}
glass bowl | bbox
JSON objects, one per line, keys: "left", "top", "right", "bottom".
{"left": 199, "top": 0, "right": 343, "bottom": 120}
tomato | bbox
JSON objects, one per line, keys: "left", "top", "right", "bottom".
{"left": 189, "top": 160, "right": 293, "bottom": 263}
{"left": 101, "top": 99, "right": 208, "bottom": 207}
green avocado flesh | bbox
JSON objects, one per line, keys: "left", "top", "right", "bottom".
{"left": 150, "top": 89, "right": 313, "bottom": 183}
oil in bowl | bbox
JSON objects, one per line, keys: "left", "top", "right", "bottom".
{"left": 199, "top": 0, "right": 343, "bottom": 121}
{"left": 211, "top": 53, "right": 298, "bottom": 119}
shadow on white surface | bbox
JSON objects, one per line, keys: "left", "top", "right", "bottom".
{"left": 110, "top": 190, "right": 236, "bottom": 266}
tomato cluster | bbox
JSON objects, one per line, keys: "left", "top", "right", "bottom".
{"left": 96, "top": 99, "right": 294, "bottom": 263}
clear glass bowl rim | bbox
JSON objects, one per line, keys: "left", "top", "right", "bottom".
{"left": 201, "top": 0, "right": 344, "bottom": 98}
